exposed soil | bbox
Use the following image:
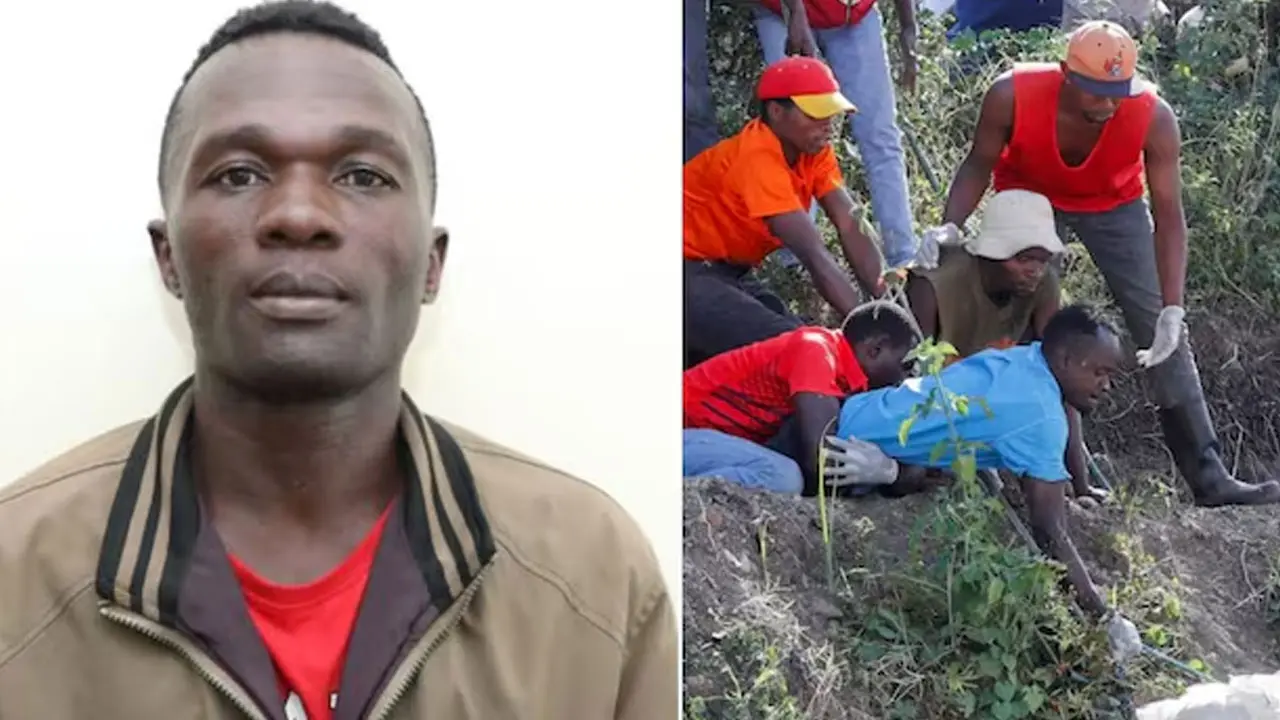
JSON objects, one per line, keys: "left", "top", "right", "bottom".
{"left": 683, "top": 309, "right": 1280, "bottom": 718}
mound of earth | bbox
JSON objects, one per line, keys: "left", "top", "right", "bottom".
{"left": 682, "top": 308, "right": 1280, "bottom": 719}
{"left": 683, "top": 480, "right": 1280, "bottom": 718}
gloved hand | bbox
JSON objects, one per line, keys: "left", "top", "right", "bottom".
{"left": 1136, "top": 305, "right": 1186, "bottom": 368}
{"left": 922, "top": 222, "right": 962, "bottom": 247}
{"left": 1106, "top": 612, "right": 1143, "bottom": 663}
{"left": 821, "top": 435, "right": 899, "bottom": 488}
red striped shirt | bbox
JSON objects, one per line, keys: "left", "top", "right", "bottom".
{"left": 684, "top": 327, "right": 868, "bottom": 443}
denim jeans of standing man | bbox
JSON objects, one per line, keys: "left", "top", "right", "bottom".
{"left": 685, "top": 0, "right": 720, "bottom": 163}
{"left": 754, "top": 5, "right": 918, "bottom": 268}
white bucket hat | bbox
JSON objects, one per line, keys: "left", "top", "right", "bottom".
{"left": 965, "top": 189, "right": 1066, "bottom": 260}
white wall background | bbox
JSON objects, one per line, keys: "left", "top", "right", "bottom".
{"left": 0, "top": 2, "right": 681, "bottom": 593}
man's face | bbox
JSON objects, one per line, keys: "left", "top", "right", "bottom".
{"left": 997, "top": 247, "right": 1053, "bottom": 297}
{"left": 1066, "top": 79, "right": 1122, "bottom": 124}
{"left": 770, "top": 103, "right": 837, "bottom": 155}
{"left": 855, "top": 336, "right": 912, "bottom": 390}
{"left": 1057, "top": 331, "right": 1123, "bottom": 413}
{"left": 151, "top": 34, "right": 443, "bottom": 400}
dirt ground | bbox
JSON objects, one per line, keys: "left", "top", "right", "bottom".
{"left": 683, "top": 309, "right": 1280, "bottom": 718}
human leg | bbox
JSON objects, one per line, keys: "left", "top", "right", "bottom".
{"left": 684, "top": 0, "right": 719, "bottom": 162}
{"left": 817, "top": 7, "right": 918, "bottom": 268}
{"left": 1060, "top": 200, "right": 1280, "bottom": 505}
{"left": 683, "top": 429, "right": 805, "bottom": 494}
{"left": 684, "top": 261, "right": 803, "bottom": 365}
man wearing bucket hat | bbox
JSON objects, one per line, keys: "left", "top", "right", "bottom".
{"left": 903, "top": 189, "right": 1110, "bottom": 503}
{"left": 934, "top": 20, "right": 1280, "bottom": 507}
{"left": 683, "top": 56, "right": 887, "bottom": 366}
{"left": 909, "top": 190, "right": 1065, "bottom": 359}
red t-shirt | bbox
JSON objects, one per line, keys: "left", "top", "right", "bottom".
{"left": 683, "top": 327, "right": 868, "bottom": 443}
{"left": 230, "top": 505, "right": 392, "bottom": 720}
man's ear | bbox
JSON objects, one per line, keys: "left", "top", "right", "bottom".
{"left": 862, "top": 334, "right": 892, "bottom": 360}
{"left": 422, "top": 226, "right": 449, "bottom": 304}
{"left": 148, "top": 219, "right": 183, "bottom": 299}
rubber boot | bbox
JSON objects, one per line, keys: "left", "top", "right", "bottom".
{"left": 1158, "top": 399, "right": 1280, "bottom": 507}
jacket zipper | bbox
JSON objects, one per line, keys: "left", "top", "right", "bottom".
{"left": 100, "top": 560, "right": 492, "bottom": 720}
{"left": 367, "top": 561, "right": 494, "bottom": 720}
{"left": 99, "top": 603, "right": 267, "bottom": 720}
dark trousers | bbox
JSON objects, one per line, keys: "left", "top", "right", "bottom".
{"left": 1055, "top": 199, "right": 1200, "bottom": 408}
{"left": 683, "top": 260, "right": 803, "bottom": 368}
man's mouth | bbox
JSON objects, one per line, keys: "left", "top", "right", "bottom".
{"left": 248, "top": 270, "right": 350, "bottom": 322}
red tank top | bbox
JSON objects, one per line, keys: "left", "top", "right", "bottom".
{"left": 758, "top": 0, "right": 876, "bottom": 30}
{"left": 993, "top": 63, "right": 1156, "bottom": 213}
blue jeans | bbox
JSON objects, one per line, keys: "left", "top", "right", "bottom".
{"left": 754, "top": 6, "right": 917, "bottom": 268}
{"left": 683, "top": 429, "right": 804, "bottom": 494}
{"left": 684, "top": 0, "right": 720, "bottom": 162}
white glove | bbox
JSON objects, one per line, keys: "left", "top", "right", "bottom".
{"left": 1106, "top": 612, "right": 1143, "bottom": 663}
{"left": 1135, "top": 305, "right": 1186, "bottom": 368}
{"left": 912, "top": 223, "right": 960, "bottom": 271}
{"left": 822, "top": 435, "right": 899, "bottom": 487}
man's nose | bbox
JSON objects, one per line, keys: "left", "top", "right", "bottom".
{"left": 256, "top": 168, "right": 341, "bottom": 248}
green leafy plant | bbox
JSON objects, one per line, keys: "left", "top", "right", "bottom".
{"left": 690, "top": 2, "right": 1268, "bottom": 715}
{"left": 846, "top": 338, "right": 1123, "bottom": 718}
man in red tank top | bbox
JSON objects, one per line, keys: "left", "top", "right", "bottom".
{"left": 938, "top": 20, "right": 1280, "bottom": 507}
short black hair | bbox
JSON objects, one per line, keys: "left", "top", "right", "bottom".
{"left": 157, "top": 0, "right": 436, "bottom": 210}
{"left": 841, "top": 300, "right": 921, "bottom": 350}
{"left": 1042, "top": 304, "right": 1120, "bottom": 359}
{"left": 758, "top": 97, "right": 796, "bottom": 123}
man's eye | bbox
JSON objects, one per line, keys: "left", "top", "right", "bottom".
{"left": 216, "top": 167, "right": 266, "bottom": 188}
{"left": 337, "top": 168, "right": 394, "bottom": 189}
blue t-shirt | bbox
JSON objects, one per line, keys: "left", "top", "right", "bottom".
{"left": 835, "top": 343, "right": 1070, "bottom": 482}
{"left": 948, "top": 0, "right": 1063, "bottom": 40}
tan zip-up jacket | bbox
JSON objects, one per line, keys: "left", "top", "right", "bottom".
{"left": 0, "top": 379, "right": 677, "bottom": 719}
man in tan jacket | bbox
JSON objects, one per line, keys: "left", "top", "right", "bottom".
{"left": 0, "top": 2, "right": 677, "bottom": 718}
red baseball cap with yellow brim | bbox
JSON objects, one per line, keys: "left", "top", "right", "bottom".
{"left": 756, "top": 56, "right": 857, "bottom": 119}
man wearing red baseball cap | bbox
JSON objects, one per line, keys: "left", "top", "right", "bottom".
{"left": 752, "top": 0, "right": 923, "bottom": 270}
{"left": 936, "top": 20, "right": 1280, "bottom": 506}
{"left": 683, "top": 56, "right": 886, "bottom": 367}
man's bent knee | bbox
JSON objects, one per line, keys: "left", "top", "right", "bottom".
{"left": 682, "top": 429, "right": 804, "bottom": 494}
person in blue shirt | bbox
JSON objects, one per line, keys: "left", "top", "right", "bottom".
{"left": 947, "top": 0, "right": 1063, "bottom": 41}
{"left": 826, "top": 303, "right": 1123, "bottom": 617}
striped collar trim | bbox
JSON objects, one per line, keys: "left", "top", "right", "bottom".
{"left": 94, "top": 377, "right": 496, "bottom": 625}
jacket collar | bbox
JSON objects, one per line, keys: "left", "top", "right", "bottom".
{"left": 94, "top": 377, "right": 496, "bottom": 627}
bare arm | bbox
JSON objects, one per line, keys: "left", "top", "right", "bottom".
{"left": 793, "top": 392, "right": 842, "bottom": 495}
{"left": 904, "top": 272, "right": 938, "bottom": 338}
{"left": 891, "top": 0, "right": 917, "bottom": 40}
{"left": 1143, "top": 99, "right": 1188, "bottom": 307}
{"left": 778, "top": 0, "right": 817, "bottom": 56}
{"left": 765, "top": 211, "right": 865, "bottom": 317}
{"left": 780, "top": 0, "right": 809, "bottom": 23}
{"left": 817, "top": 187, "right": 886, "bottom": 299}
{"left": 943, "top": 74, "right": 1015, "bottom": 228}
{"left": 1021, "top": 477, "right": 1108, "bottom": 616}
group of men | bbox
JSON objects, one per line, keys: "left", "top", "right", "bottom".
{"left": 682, "top": 8, "right": 1280, "bottom": 631}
